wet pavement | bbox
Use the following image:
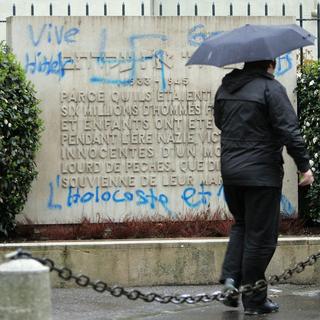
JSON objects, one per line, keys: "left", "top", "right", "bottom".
{"left": 52, "top": 284, "right": 320, "bottom": 320}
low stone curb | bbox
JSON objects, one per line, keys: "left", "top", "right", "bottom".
{"left": 1, "top": 236, "right": 319, "bottom": 287}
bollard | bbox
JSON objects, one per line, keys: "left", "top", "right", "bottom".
{"left": 0, "top": 258, "right": 52, "bottom": 320}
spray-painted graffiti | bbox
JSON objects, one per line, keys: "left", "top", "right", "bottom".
{"left": 280, "top": 194, "right": 296, "bottom": 216}
{"left": 25, "top": 51, "right": 73, "bottom": 79}
{"left": 27, "top": 24, "right": 79, "bottom": 46}
{"left": 65, "top": 186, "right": 173, "bottom": 215}
{"left": 91, "top": 29, "right": 169, "bottom": 91}
{"left": 48, "top": 176, "right": 216, "bottom": 217}
{"left": 25, "top": 24, "right": 79, "bottom": 78}
{"left": 187, "top": 24, "right": 293, "bottom": 77}
{"left": 275, "top": 53, "right": 293, "bottom": 77}
{"left": 48, "top": 175, "right": 63, "bottom": 210}
{"left": 188, "top": 24, "right": 223, "bottom": 47}
{"left": 48, "top": 176, "right": 295, "bottom": 218}
{"left": 24, "top": 22, "right": 293, "bottom": 81}
{"left": 24, "top": 24, "right": 171, "bottom": 87}
{"left": 216, "top": 185, "right": 296, "bottom": 216}
{"left": 181, "top": 183, "right": 212, "bottom": 208}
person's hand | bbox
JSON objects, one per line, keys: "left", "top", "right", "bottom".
{"left": 299, "top": 169, "right": 314, "bottom": 186}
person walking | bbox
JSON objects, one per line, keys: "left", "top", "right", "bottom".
{"left": 213, "top": 60, "right": 314, "bottom": 315}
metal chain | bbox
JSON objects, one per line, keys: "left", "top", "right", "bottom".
{"left": 5, "top": 248, "right": 320, "bottom": 305}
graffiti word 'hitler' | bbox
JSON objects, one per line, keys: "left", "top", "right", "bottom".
{"left": 25, "top": 51, "right": 73, "bottom": 79}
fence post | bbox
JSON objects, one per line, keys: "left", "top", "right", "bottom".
{"left": 265, "top": 3, "right": 268, "bottom": 16}
{"left": 299, "top": 3, "right": 303, "bottom": 67}
{"left": 86, "top": 3, "right": 89, "bottom": 16}
{"left": 0, "top": 258, "right": 52, "bottom": 320}
{"left": 317, "top": 2, "right": 320, "bottom": 60}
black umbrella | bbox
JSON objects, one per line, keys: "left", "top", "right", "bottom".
{"left": 186, "top": 24, "right": 315, "bottom": 67}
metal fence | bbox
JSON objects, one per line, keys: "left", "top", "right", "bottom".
{"left": 297, "top": 3, "right": 320, "bottom": 62}
{"left": 0, "top": 2, "right": 319, "bottom": 61}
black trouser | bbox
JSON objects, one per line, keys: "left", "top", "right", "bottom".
{"left": 220, "top": 185, "right": 281, "bottom": 307}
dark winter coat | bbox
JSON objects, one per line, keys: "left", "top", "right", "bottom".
{"left": 214, "top": 68, "right": 310, "bottom": 187}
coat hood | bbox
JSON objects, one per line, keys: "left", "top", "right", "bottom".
{"left": 222, "top": 68, "right": 274, "bottom": 94}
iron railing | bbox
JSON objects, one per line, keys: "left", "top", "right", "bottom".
{"left": 0, "top": 2, "right": 319, "bottom": 61}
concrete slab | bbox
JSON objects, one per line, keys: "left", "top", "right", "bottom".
{"left": 52, "top": 284, "right": 320, "bottom": 320}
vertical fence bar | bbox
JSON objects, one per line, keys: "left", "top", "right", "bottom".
{"left": 31, "top": 3, "right": 34, "bottom": 16}
{"left": 159, "top": 3, "right": 163, "bottom": 16}
{"left": 299, "top": 4, "right": 303, "bottom": 28}
{"left": 212, "top": 2, "right": 215, "bottom": 16}
{"left": 122, "top": 3, "right": 125, "bottom": 16}
{"left": 141, "top": 2, "right": 144, "bottom": 16}
{"left": 282, "top": 3, "right": 285, "bottom": 16}
{"left": 299, "top": 3, "right": 303, "bottom": 67}
{"left": 86, "top": 3, "right": 89, "bottom": 16}
{"left": 265, "top": 3, "right": 268, "bottom": 16}
{"left": 317, "top": 2, "right": 320, "bottom": 60}
{"left": 177, "top": 3, "right": 180, "bottom": 16}
{"left": 195, "top": 4, "right": 198, "bottom": 16}
{"left": 230, "top": 3, "right": 233, "bottom": 16}
{"left": 49, "top": 3, "right": 53, "bottom": 16}
{"left": 247, "top": 3, "right": 250, "bottom": 16}
{"left": 12, "top": 4, "right": 16, "bottom": 16}
{"left": 68, "top": 3, "right": 71, "bottom": 16}
{"left": 104, "top": 3, "right": 107, "bottom": 16}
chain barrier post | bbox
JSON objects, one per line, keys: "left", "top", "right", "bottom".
{"left": 0, "top": 251, "right": 52, "bottom": 319}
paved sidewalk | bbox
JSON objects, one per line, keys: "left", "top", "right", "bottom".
{"left": 52, "top": 284, "right": 320, "bottom": 320}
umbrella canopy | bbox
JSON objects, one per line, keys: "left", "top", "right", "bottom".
{"left": 186, "top": 24, "right": 315, "bottom": 67}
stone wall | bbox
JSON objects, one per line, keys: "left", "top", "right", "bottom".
{"left": 7, "top": 16, "right": 298, "bottom": 223}
{"left": 1, "top": 237, "right": 320, "bottom": 286}
{"left": 1, "top": 1, "right": 318, "bottom": 58}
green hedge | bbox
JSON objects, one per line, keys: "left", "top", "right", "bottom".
{"left": 0, "top": 42, "right": 43, "bottom": 236}
{"left": 297, "top": 60, "right": 320, "bottom": 222}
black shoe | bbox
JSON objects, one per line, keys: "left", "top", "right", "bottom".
{"left": 222, "top": 278, "right": 239, "bottom": 308}
{"left": 244, "top": 298, "right": 279, "bottom": 315}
